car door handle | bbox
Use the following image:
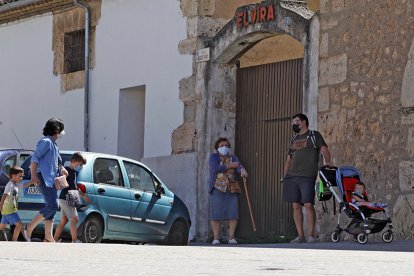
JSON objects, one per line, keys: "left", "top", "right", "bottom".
{"left": 98, "top": 188, "right": 106, "bottom": 193}
{"left": 134, "top": 193, "right": 142, "bottom": 199}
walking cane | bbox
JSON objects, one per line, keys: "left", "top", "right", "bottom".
{"left": 243, "top": 177, "right": 256, "bottom": 232}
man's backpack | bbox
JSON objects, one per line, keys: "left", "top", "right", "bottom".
{"left": 316, "top": 166, "right": 337, "bottom": 213}
{"left": 315, "top": 179, "right": 333, "bottom": 201}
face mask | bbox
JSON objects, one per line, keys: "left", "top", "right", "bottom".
{"left": 75, "top": 166, "right": 82, "bottom": 172}
{"left": 292, "top": 124, "right": 301, "bottom": 133}
{"left": 217, "top": 146, "right": 229, "bottom": 156}
{"left": 57, "top": 130, "right": 65, "bottom": 139}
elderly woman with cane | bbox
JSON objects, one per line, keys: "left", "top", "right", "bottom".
{"left": 209, "top": 137, "right": 248, "bottom": 245}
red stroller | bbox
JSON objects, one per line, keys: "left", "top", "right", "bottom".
{"left": 319, "top": 166, "right": 393, "bottom": 244}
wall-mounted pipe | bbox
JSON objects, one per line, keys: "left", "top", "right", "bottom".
{"left": 73, "top": 0, "right": 90, "bottom": 152}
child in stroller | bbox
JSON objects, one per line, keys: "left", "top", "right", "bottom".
{"left": 351, "top": 182, "right": 388, "bottom": 209}
{"left": 319, "top": 166, "right": 393, "bottom": 244}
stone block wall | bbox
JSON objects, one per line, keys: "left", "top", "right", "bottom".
{"left": 316, "top": 0, "right": 414, "bottom": 240}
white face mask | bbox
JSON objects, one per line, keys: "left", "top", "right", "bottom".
{"left": 57, "top": 130, "right": 65, "bottom": 139}
{"left": 217, "top": 146, "right": 229, "bottom": 156}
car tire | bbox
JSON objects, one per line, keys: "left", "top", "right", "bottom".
{"left": 81, "top": 216, "right": 103, "bottom": 243}
{"left": 165, "top": 220, "right": 189, "bottom": 246}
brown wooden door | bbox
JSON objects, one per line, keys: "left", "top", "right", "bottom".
{"left": 235, "top": 58, "right": 303, "bottom": 239}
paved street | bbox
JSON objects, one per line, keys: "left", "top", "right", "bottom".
{"left": 1, "top": 240, "right": 413, "bottom": 275}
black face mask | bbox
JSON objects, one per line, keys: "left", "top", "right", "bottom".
{"left": 292, "top": 124, "right": 301, "bottom": 133}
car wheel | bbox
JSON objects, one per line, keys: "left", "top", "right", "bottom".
{"left": 165, "top": 220, "right": 189, "bottom": 246}
{"left": 81, "top": 216, "right": 103, "bottom": 243}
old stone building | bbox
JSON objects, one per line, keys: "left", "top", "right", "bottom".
{"left": 171, "top": 0, "right": 414, "bottom": 241}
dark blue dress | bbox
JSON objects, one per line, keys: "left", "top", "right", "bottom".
{"left": 208, "top": 153, "right": 243, "bottom": 220}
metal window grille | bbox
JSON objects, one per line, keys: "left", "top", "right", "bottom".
{"left": 64, "top": 29, "right": 85, "bottom": 74}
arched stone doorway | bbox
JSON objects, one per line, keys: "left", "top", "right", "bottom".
{"left": 195, "top": 0, "right": 319, "bottom": 240}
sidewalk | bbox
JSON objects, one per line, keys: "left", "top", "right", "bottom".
{"left": 190, "top": 239, "right": 414, "bottom": 252}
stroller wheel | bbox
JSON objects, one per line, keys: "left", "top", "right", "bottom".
{"left": 357, "top": 233, "right": 368, "bottom": 244}
{"left": 382, "top": 231, "right": 393, "bottom": 243}
{"left": 331, "top": 231, "right": 340, "bottom": 243}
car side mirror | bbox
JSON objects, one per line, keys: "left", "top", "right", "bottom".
{"left": 155, "top": 184, "right": 165, "bottom": 197}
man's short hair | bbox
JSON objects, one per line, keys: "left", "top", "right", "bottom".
{"left": 71, "top": 152, "right": 87, "bottom": 165}
{"left": 8, "top": 165, "right": 24, "bottom": 177}
{"left": 292, "top": 113, "right": 309, "bottom": 127}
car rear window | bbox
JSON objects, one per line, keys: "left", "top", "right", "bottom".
{"left": 21, "top": 154, "right": 72, "bottom": 180}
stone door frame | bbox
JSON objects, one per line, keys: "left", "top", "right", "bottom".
{"left": 193, "top": 0, "right": 319, "bottom": 240}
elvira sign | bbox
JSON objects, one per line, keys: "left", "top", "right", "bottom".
{"left": 236, "top": 4, "right": 275, "bottom": 28}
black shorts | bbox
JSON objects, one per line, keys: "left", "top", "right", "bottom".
{"left": 283, "top": 175, "right": 316, "bottom": 204}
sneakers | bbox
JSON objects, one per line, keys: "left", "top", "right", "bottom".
{"left": 228, "top": 239, "right": 238, "bottom": 245}
{"left": 370, "top": 202, "right": 388, "bottom": 208}
{"left": 290, "top": 237, "right": 306, "bottom": 243}
{"left": 212, "top": 239, "right": 220, "bottom": 245}
{"left": 72, "top": 240, "right": 83, "bottom": 243}
{"left": 2, "top": 231, "right": 8, "bottom": 241}
{"left": 307, "top": 236, "right": 319, "bottom": 243}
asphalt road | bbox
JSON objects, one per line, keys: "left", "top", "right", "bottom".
{"left": 0, "top": 240, "right": 413, "bottom": 275}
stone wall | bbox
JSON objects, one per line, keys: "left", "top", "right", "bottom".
{"left": 317, "top": 0, "right": 414, "bottom": 240}
{"left": 176, "top": 0, "right": 316, "bottom": 154}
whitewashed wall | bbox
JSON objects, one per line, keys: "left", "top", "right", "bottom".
{"left": 0, "top": 15, "right": 84, "bottom": 150}
{"left": 0, "top": 0, "right": 192, "bottom": 159}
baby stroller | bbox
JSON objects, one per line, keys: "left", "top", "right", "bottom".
{"left": 319, "top": 166, "right": 393, "bottom": 244}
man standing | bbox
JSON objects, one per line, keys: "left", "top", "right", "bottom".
{"left": 283, "top": 113, "right": 332, "bottom": 243}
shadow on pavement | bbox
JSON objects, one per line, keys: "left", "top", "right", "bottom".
{"left": 190, "top": 240, "right": 414, "bottom": 252}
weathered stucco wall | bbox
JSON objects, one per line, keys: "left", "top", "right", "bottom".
{"left": 316, "top": 0, "right": 414, "bottom": 240}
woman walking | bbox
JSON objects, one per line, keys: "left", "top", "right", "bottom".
{"left": 208, "top": 137, "right": 248, "bottom": 245}
{"left": 24, "top": 118, "right": 67, "bottom": 242}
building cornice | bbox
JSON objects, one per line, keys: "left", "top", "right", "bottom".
{"left": 0, "top": 0, "right": 75, "bottom": 25}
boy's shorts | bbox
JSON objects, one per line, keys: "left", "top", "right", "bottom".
{"left": 58, "top": 199, "right": 78, "bottom": 219}
{"left": 1, "top": 213, "right": 21, "bottom": 225}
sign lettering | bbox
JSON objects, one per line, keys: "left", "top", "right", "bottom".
{"left": 236, "top": 4, "right": 275, "bottom": 28}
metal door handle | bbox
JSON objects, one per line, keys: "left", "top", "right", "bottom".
{"left": 98, "top": 187, "right": 105, "bottom": 193}
{"left": 134, "top": 193, "right": 141, "bottom": 199}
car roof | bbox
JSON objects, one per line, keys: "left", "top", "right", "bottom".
{"left": 0, "top": 148, "right": 33, "bottom": 152}
{"left": 59, "top": 151, "right": 153, "bottom": 173}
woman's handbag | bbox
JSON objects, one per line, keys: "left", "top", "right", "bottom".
{"left": 54, "top": 175, "right": 69, "bottom": 190}
{"left": 229, "top": 180, "right": 241, "bottom": 194}
{"left": 66, "top": 190, "right": 82, "bottom": 208}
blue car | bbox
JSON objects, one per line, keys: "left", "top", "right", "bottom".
{"left": 0, "top": 148, "right": 33, "bottom": 195}
{"left": 18, "top": 151, "right": 191, "bottom": 245}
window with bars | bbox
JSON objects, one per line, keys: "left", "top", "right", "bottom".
{"left": 64, "top": 29, "right": 85, "bottom": 74}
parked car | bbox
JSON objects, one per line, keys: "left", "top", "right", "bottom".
{"left": 0, "top": 148, "right": 33, "bottom": 195}
{"left": 18, "top": 151, "right": 191, "bottom": 245}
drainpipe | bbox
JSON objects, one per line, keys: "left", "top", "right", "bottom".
{"left": 73, "top": 0, "right": 90, "bottom": 152}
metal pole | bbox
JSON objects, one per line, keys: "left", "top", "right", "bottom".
{"left": 73, "top": 0, "right": 90, "bottom": 152}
